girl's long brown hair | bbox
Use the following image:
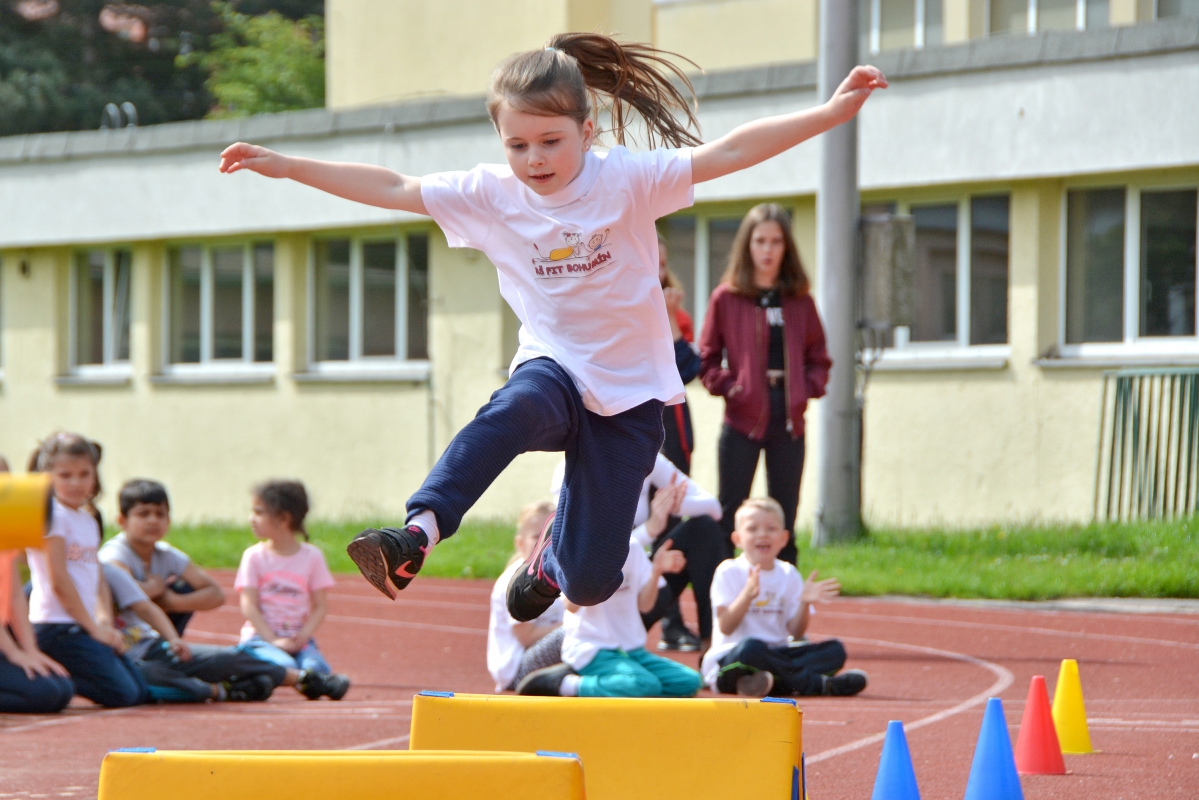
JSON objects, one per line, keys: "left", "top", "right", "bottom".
{"left": 487, "top": 32, "right": 702, "bottom": 150}
{"left": 720, "top": 204, "right": 810, "bottom": 297}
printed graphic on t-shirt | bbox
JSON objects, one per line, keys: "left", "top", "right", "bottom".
{"left": 66, "top": 543, "right": 98, "bottom": 565}
{"left": 751, "top": 591, "right": 785, "bottom": 615}
{"left": 257, "top": 570, "right": 311, "bottom": 637}
{"left": 531, "top": 228, "right": 614, "bottom": 279}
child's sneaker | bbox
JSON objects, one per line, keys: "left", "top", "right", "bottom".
{"left": 822, "top": 669, "right": 868, "bottom": 696}
{"left": 505, "top": 513, "right": 561, "bottom": 622}
{"left": 657, "top": 619, "right": 702, "bottom": 652}
{"left": 224, "top": 674, "right": 275, "bottom": 702}
{"left": 297, "top": 670, "right": 351, "bottom": 701}
{"left": 347, "top": 525, "right": 429, "bottom": 600}
{"left": 735, "top": 671, "right": 774, "bottom": 697}
{"left": 516, "top": 663, "right": 575, "bottom": 696}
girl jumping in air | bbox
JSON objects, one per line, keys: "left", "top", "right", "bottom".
{"left": 219, "top": 33, "right": 886, "bottom": 621}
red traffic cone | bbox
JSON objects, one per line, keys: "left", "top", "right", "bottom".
{"left": 1014, "top": 675, "right": 1066, "bottom": 775}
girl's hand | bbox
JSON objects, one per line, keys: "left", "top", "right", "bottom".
{"left": 168, "top": 638, "right": 193, "bottom": 662}
{"left": 652, "top": 540, "right": 687, "bottom": 576}
{"left": 800, "top": 570, "right": 841, "bottom": 604}
{"left": 272, "top": 636, "right": 300, "bottom": 654}
{"left": 93, "top": 624, "right": 126, "bottom": 654}
{"left": 827, "top": 66, "right": 888, "bottom": 125}
{"left": 9, "top": 648, "right": 64, "bottom": 679}
{"left": 219, "top": 143, "right": 292, "bottom": 178}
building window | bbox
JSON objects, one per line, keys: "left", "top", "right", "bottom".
{"left": 72, "top": 249, "right": 132, "bottom": 369}
{"left": 166, "top": 243, "right": 273, "bottom": 367}
{"left": 1157, "top": 0, "right": 1199, "bottom": 19}
{"left": 1063, "top": 185, "right": 1199, "bottom": 351}
{"left": 658, "top": 213, "right": 754, "bottom": 336}
{"left": 864, "top": 0, "right": 943, "bottom": 54}
{"left": 990, "top": 0, "right": 1108, "bottom": 34}
{"left": 310, "top": 232, "right": 428, "bottom": 366}
{"left": 892, "top": 194, "right": 1010, "bottom": 350}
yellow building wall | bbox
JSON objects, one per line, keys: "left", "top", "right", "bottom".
{"left": 326, "top": 0, "right": 654, "bottom": 110}
{"left": 654, "top": 0, "right": 818, "bottom": 72}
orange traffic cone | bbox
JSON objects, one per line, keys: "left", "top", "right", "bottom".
{"left": 1014, "top": 675, "right": 1066, "bottom": 775}
{"left": 1051, "top": 659, "right": 1094, "bottom": 754}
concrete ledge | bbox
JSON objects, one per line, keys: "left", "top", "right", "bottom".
{"left": 55, "top": 373, "right": 133, "bottom": 388}
{"left": 872, "top": 356, "right": 1009, "bottom": 372}
{"left": 1, "top": 20, "right": 1196, "bottom": 164}
{"left": 292, "top": 364, "right": 430, "bottom": 383}
{"left": 150, "top": 370, "right": 275, "bottom": 386}
{"left": 1036, "top": 355, "right": 1199, "bottom": 369}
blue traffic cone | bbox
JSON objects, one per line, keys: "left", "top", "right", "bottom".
{"left": 871, "top": 720, "right": 921, "bottom": 800}
{"left": 964, "top": 698, "right": 1024, "bottom": 800}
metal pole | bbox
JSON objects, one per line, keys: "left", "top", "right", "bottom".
{"left": 813, "top": 0, "right": 862, "bottom": 546}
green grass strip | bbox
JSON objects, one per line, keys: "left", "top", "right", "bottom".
{"left": 158, "top": 516, "right": 1198, "bottom": 601}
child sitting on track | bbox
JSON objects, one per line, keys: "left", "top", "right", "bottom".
{"left": 516, "top": 532, "right": 702, "bottom": 698}
{"left": 0, "top": 550, "right": 74, "bottom": 713}
{"left": 235, "top": 480, "right": 350, "bottom": 700}
{"left": 701, "top": 498, "right": 866, "bottom": 697}
{"left": 26, "top": 433, "right": 149, "bottom": 708}
{"left": 219, "top": 34, "right": 885, "bottom": 623}
{"left": 100, "top": 479, "right": 319, "bottom": 702}
{"left": 488, "top": 500, "right": 566, "bottom": 692}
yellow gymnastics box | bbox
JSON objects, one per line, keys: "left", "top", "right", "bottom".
{"left": 97, "top": 749, "right": 586, "bottom": 800}
{"left": 409, "top": 691, "right": 804, "bottom": 800}
{"left": 0, "top": 474, "right": 51, "bottom": 550}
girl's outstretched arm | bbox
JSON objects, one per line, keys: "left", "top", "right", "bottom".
{"left": 219, "top": 143, "right": 427, "bottom": 215}
{"left": 691, "top": 65, "right": 887, "bottom": 184}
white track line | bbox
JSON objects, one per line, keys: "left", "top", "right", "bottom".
{"left": 805, "top": 635, "right": 1013, "bottom": 765}
{"left": 345, "top": 734, "right": 412, "bottom": 750}
{"left": 323, "top": 614, "right": 488, "bottom": 637}
{"left": 823, "top": 611, "right": 1199, "bottom": 650}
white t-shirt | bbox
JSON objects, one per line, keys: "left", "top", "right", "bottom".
{"left": 560, "top": 537, "right": 653, "bottom": 671}
{"left": 551, "top": 453, "right": 722, "bottom": 549}
{"left": 700, "top": 556, "right": 806, "bottom": 689}
{"left": 27, "top": 499, "right": 101, "bottom": 624}
{"left": 487, "top": 560, "right": 565, "bottom": 692}
{"left": 421, "top": 145, "right": 694, "bottom": 416}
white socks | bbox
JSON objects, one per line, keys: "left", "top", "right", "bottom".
{"left": 559, "top": 675, "right": 581, "bottom": 697}
{"left": 408, "top": 510, "right": 441, "bottom": 546}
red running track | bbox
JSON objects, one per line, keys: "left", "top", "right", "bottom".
{"left": 1, "top": 572, "right": 1196, "bottom": 799}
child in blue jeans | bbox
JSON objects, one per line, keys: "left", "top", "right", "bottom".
{"left": 235, "top": 481, "right": 349, "bottom": 700}
{"left": 26, "top": 433, "right": 149, "bottom": 708}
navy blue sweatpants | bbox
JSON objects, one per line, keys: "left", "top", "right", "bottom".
{"left": 408, "top": 357, "right": 664, "bottom": 606}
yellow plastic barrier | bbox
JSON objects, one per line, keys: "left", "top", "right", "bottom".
{"left": 409, "top": 691, "right": 804, "bottom": 800}
{"left": 0, "top": 474, "right": 50, "bottom": 550}
{"left": 97, "top": 749, "right": 586, "bottom": 800}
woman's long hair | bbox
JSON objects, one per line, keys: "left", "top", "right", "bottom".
{"left": 720, "top": 203, "right": 810, "bottom": 297}
{"left": 486, "top": 32, "right": 702, "bottom": 149}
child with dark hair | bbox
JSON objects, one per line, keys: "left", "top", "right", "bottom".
{"left": 26, "top": 432, "right": 149, "bottom": 708}
{"left": 101, "top": 478, "right": 321, "bottom": 703}
{"left": 234, "top": 480, "right": 349, "bottom": 700}
{"left": 219, "top": 33, "right": 885, "bottom": 623}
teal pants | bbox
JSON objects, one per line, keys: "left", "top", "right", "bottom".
{"left": 577, "top": 647, "right": 702, "bottom": 698}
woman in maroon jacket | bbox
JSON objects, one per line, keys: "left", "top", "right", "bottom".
{"left": 699, "top": 204, "right": 831, "bottom": 564}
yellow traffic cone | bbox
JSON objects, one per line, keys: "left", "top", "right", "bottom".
{"left": 1051, "top": 659, "right": 1094, "bottom": 754}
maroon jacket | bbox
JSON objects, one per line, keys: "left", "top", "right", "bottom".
{"left": 698, "top": 284, "right": 832, "bottom": 440}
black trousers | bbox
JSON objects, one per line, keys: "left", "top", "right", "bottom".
{"left": 717, "top": 387, "right": 805, "bottom": 564}
{"left": 640, "top": 516, "right": 732, "bottom": 640}
{"left": 715, "top": 638, "right": 846, "bottom": 696}
{"left": 661, "top": 400, "right": 694, "bottom": 475}
{"left": 135, "top": 641, "right": 288, "bottom": 703}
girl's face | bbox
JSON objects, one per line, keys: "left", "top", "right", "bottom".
{"left": 49, "top": 455, "right": 96, "bottom": 510}
{"left": 250, "top": 497, "right": 293, "bottom": 541}
{"left": 749, "top": 220, "right": 787, "bottom": 289}
{"left": 495, "top": 103, "right": 594, "bottom": 196}
{"left": 513, "top": 510, "right": 552, "bottom": 560}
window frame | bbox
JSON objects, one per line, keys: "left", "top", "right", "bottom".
{"left": 1057, "top": 179, "right": 1199, "bottom": 362}
{"left": 305, "top": 228, "right": 431, "bottom": 381}
{"left": 867, "top": 0, "right": 942, "bottom": 54}
{"left": 160, "top": 239, "right": 275, "bottom": 380}
{"left": 69, "top": 246, "right": 134, "bottom": 379}
{"left": 985, "top": 0, "right": 1093, "bottom": 37}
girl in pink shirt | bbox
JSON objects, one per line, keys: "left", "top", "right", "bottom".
{"left": 235, "top": 480, "right": 350, "bottom": 700}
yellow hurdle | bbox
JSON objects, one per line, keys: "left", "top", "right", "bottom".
{"left": 97, "top": 749, "right": 586, "bottom": 800}
{"left": 409, "top": 691, "right": 804, "bottom": 800}
{"left": 0, "top": 474, "right": 51, "bottom": 550}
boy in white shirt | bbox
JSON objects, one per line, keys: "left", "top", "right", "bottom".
{"left": 488, "top": 501, "right": 566, "bottom": 692}
{"left": 516, "top": 535, "right": 701, "bottom": 698}
{"left": 700, "top": 498, "right": 867, "bottom": 697}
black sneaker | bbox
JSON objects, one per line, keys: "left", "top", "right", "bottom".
{"left": 822, "top": 669, "right": 868, "bottom": 697}
{"left": 657, "top": 620, "right": 702, "bottom": 652}
{"left": 714, "top": 660, "right": 760, "bottom": 695}
{"left": 735, "top": 671, "right": 775, "bottom": 697}
{"left": 505, "top": 513, "right": 561, "bottom": 622}
{"left": 516, "top": 663, "right": 575, "bottom": 696}
{"left": 347, "top": 525, "right": 429, "bottom": 600}
{"left": 297, "top": 670, "right": 351, "bottom": 701}
{"left": 225, "top": 674, "right": 275, "bottom": 702}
